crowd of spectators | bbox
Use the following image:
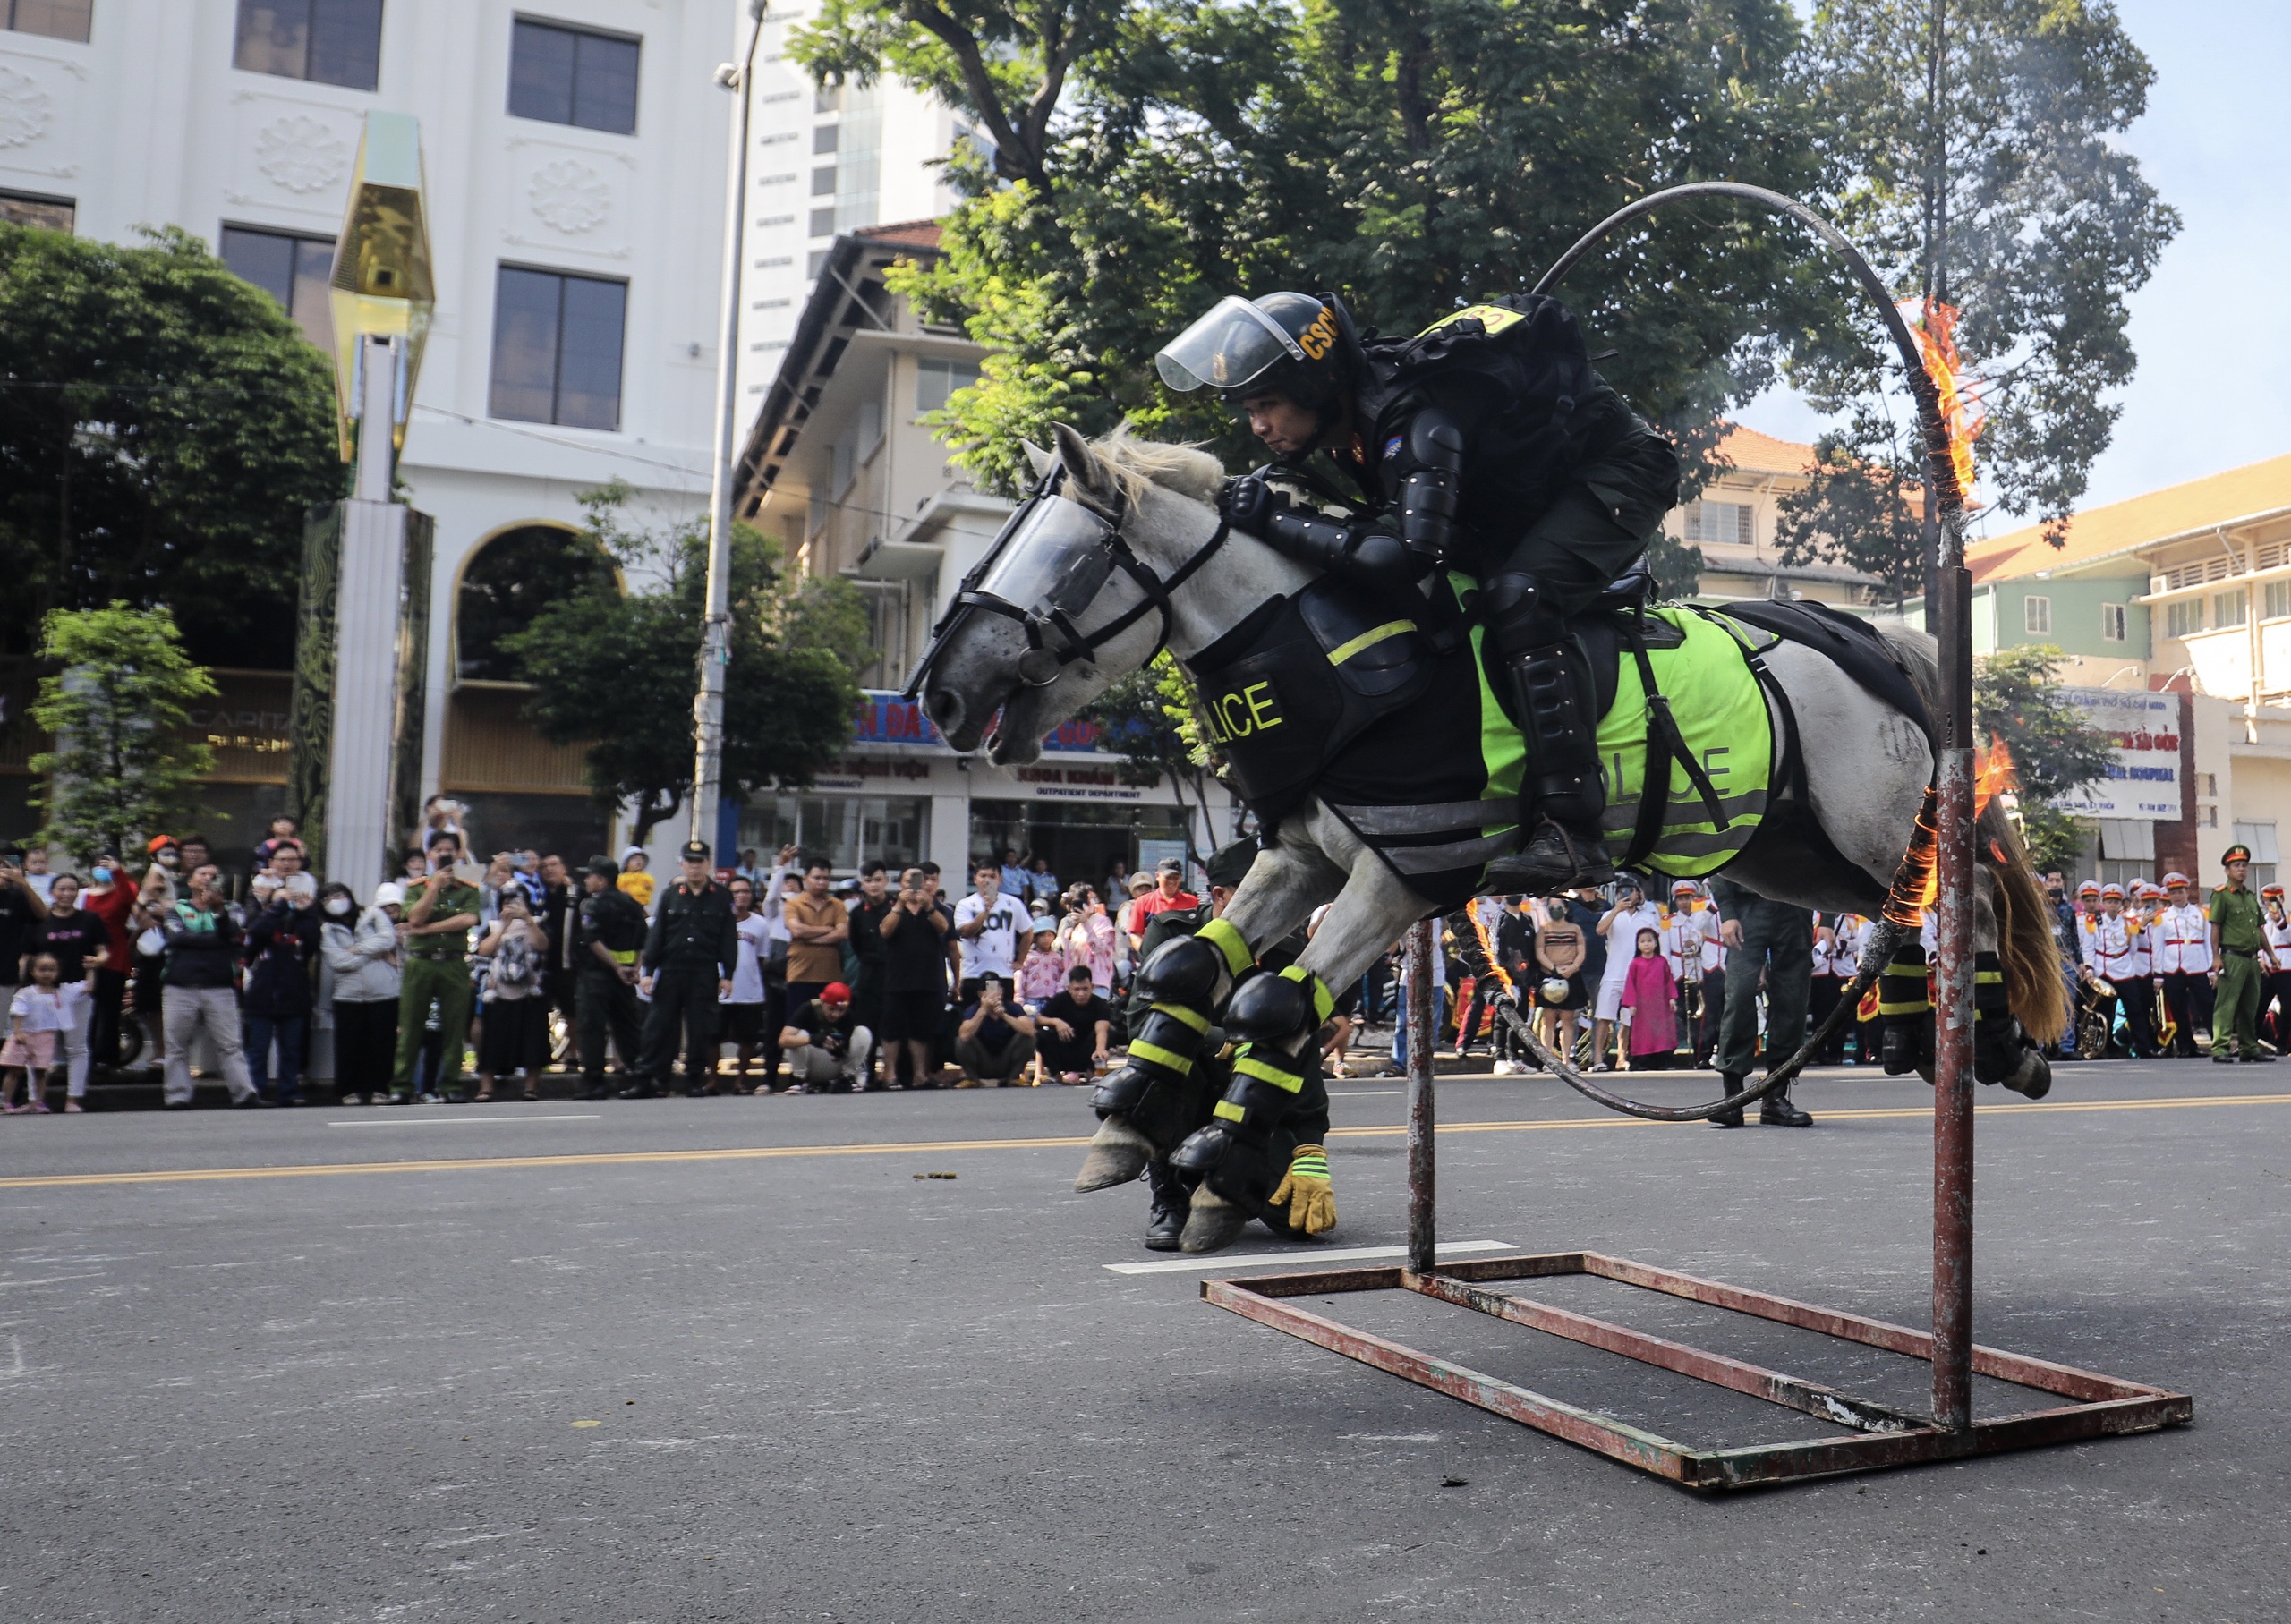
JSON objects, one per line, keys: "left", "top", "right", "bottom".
{"left": 12, "top": 798, "right": 2270, "bottom": 1116}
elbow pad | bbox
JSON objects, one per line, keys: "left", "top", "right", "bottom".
{"left": 1399, "top": 409, "right": 1465, "bottom": 560}
{"left": 1263, "top": 506, "right": 1426, "bottom": 591}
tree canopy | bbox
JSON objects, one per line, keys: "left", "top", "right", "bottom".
{"left": 506, "top": 482, "right": 866, "bottom": 846}
{"left": 29, "top": 603, "right": 217, "bottom": 863}
{"left": 801, "top": 0, "right": 1839, "bottom": 505}
{"left": 0, "top": 225, "right": 344, "bottom": 668}
{"left": 1776, "top": 0, "right": 2177, "bottom": 599}
{"left": 1973, "top": 642, "right": 2115, "bottom": 871}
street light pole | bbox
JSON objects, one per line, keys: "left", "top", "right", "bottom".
{"left": 691, "top": 0, "right": 769, "bottom": 854}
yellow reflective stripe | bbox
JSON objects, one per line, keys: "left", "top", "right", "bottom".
{"left": 1233, "top": 1055, "right": 1304, "bottom": 1093}
{"left": 1974, "top": 970, "right": 2004, "bottom": 983}
{"left": 1213, "top": 1099, "right": 1247, "bottom": 1123}
{"left": 1279, "top": 964, "right": 1335, "bottom": 1023}
{"left": 1127, "top": 1041, "right": 1194, "bottom": 1076}
{"left": 1876, "top": 999, "right": 1931, "bottom": 1015}
{"left": 610, "top": 948, "right": 637, "bottom": 965}
{"left": 1198, "top": 916, "right": 1252, "bottom": 976}
{"left": 1325, "top": 619, "right": 1417, "bottom": 666}
{"left": 1150, "top": 1001, "right": 1210, "bottom": 1034}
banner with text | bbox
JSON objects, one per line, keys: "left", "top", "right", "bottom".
{"left": 2053, "top": 686, "right": 2182, "bottom": 821}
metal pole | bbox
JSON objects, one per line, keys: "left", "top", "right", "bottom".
{"left": 691, "top": 2, "right": 768, "bottom": 850}
{"left": 1405, "top": 917, "right": 1437, "bottom": 1274}
{"left": 1930, "top": 513, "right": 1977, "bottom": 1432}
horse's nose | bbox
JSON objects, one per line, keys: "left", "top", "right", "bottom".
{"left": 923, "top": 686, "right": 966, "bottom": 736}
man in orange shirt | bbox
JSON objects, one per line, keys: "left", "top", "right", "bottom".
{"left": 781, "top": 857, "right": 850, "bottom": 1011}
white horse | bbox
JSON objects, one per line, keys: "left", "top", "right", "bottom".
{"left": 913, "top": 425, "right": 2063, "bottom": 1251}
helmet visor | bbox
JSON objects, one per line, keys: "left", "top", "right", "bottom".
{"left": 1154, "top": 296, "right": 1307, "bottom": 394}
{"left": 971, "top": 495, "right": 1117, "bottom": 621}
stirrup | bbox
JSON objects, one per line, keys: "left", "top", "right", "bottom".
{"left": 1482, "top": 819, "right": 1614, "bottom": 893}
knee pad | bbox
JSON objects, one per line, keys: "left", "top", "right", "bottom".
{"left": 1170, "top": 1122, "right": 1286, "bottom": 1210}
{"left": 1137, "top": 921, "right": 1252, "bottom": 1005}
{"left": 1223, "top": 965, "right": 1332, "bottom": 1046}
{"left": 1480, "top": 572, "right": 1564, "bottom": 653}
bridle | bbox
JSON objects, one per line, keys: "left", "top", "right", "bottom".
{"left": 902, "top": 462, "right": 1235, "bottom": 699}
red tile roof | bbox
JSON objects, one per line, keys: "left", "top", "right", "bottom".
{"left": 856, "top": 218, "right": 943, "bottom": 251}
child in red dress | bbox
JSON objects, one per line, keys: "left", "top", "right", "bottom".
{"left": 1618, "top": 927, "right": 1678, "bottom": 1071}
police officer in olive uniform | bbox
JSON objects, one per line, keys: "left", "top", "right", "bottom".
{"left": 634, "top": 840, "right": 741, "bottom": 1098}
{"left": 2208, "top": 843, "right": 2279, "bottom": 1064}
{"left": 1155, "top": 290, "right": 1680, "bottom": 892}
{"left": 1124, "top": 841, "right": 1329, "bottom": 1249}
{"left": 1705, "top": 874, "right": 1816, "bottom": 1127}
{"left": 571, "top": 854, "right": 648, "bottom": 1101}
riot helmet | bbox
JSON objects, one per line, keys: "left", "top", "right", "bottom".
{"left": 1155, "top": 291, "right": 1361, "bottom": 421}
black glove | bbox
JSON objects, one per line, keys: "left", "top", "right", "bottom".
{"left": 1223, "top": 472, "right": 1286, "bottom": 536}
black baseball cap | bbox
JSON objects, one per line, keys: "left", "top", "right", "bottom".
{"left": 680, "top": 840, "right": 711, "bottom": 863}
{"left": 1205, "top": 841, "right": 1256, "bottom": 890}
{"left": 584, "top": 855, "right": 617, "bottom": 880}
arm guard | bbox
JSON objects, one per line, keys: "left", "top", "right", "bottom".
{"left": 1397, "top": 407, "right": 1465, "bottom": 561}
{"left": 1259, "top": 506, "right": 1424, "bottom": 591}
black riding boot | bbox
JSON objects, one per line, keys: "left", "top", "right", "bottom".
{"left": 1760, "top": 1084, "right": 1813, "bottom": 1127}
{"left": 1143, "top": 1161, "right": 1188, "bottom": 1251}
{"left": 1478, "top": 573, "right": 1614, "bottom": 894}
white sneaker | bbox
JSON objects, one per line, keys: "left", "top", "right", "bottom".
{"left": 1491, "top": 1059, "right": 1523, "bottom": 1076}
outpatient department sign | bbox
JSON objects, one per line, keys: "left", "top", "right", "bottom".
{"left": 2053, "top": 686, "right": 2182, "bottom": 821}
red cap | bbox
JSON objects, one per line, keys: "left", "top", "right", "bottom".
{"left": 148, "top": 834, "right": 175, "bottom": 853}
{"left": 822, "top": 982, "right": 851, "bottom": 1003}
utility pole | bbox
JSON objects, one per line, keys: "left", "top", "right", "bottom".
{"left": 691, "top": 0, "right": 770, "bottom": 853}
{"left": 1920, "top": 0, "right": 1947, "bottom": 628}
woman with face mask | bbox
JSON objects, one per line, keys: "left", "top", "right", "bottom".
{"left": 320, "top": 881, "right": 403, "bottom": 1107}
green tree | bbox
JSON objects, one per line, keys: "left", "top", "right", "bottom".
{"left": 505, "top": 483, "right": 864, "bottom": 846}
{"left": 1973, "top": 642, "right": 2115, "bottom": 871}
{"left": 0, "top": 225, "right": 345, "bottom": 667}
{"left": 1776, "top": 0, "right": 2179, "bottom": 600}
{"left": 804, "top": 0, "right": 1836, "bottom": 503}
{"left": 29, "top": 603, "right": 217, "bottom": 862}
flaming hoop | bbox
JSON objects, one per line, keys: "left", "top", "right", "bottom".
{"left": 1902, "top": 297, "right": 1986, "bottom": 510}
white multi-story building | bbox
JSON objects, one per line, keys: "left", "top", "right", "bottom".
{"left": 0, "top": 0, "right": 734, "bottom": 863}
{"left": 732, "top": 3, "right": 965, "bottom": 405}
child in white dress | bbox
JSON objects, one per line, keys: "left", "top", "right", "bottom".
{"left": 1, "top": 954, "right": 94, "bottom": 1114}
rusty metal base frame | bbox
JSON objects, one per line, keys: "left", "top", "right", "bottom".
{"left": 1204, "top": 1251, "right": 2190, "bottom": 1492}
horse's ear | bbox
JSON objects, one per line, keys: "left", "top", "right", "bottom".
{"left": 1022, "top": 440, "right": 1052, "bottom": 479}
{"left": 1052, "top": 421, "right": 1120, "bottom": 515}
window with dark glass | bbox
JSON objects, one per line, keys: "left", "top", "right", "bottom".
{"left": 234, "top": 0, "right": 383, "bottom": 90}
{"left": 489, "top": 266, "right": 626, "bottom": 431}
{"left": 0, "top": 190, "right": 74, "bottom": 232}
{"left": 507, "top": 18, "right": 639, "bottom": 135}
{"left": 220, "top": 225, "right": 335, "bottom": 350}
{"left": 4, "top": 0, "right": 93, "bottom": 42}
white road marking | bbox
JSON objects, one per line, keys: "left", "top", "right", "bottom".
{"left": 1103, "top": 1239, "right": 1515, "bottom": 1275}
{"left": 1330, "top": 1088, "right": 1402, "bottom": 1096}
{"left": 327, "top": 1115, "right": 603, "bottom": 1127}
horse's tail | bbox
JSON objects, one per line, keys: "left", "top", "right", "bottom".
{"left": 1875, "top": 623, "right": 2065, "bottom": 1049}
{"left": 1980, "top": 795, "right": 2066, "bottom": 1048}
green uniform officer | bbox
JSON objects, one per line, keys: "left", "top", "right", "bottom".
{"left": 2207, "top": 843, "right": 2279, "bottom": 1064}
{"left": 571, "top": 854, "right": 650, "bottom": 1099}
{"left": 392, "top": 829, "right": 483, "bottom": 1102}
{"left": 1707, "top": 875, "right": 1815, "bottom": 1127}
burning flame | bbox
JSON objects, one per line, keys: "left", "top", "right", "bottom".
{"left": 1899, "top": 296, "right": 1985, "bottom": 509}
{"left": 1900, "top": 736, "right": 2019, "bottom": 914}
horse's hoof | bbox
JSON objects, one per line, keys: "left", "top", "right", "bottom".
{"left": 2002, "top": 1047, "right": 2052, "bottom": 1100}
{"left": 1179, "top": 1186, "right": 1250, "bottom": 1254}
{"left": 1074, "top": 1115, "right": 1155, "bottom": 1192}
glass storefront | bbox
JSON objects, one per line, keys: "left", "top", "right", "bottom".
{"left": 739, "top": 793, "right": 928, "bottom": 874}
{"left": 967, "top": 799, "right": 1189, "bottom": 897}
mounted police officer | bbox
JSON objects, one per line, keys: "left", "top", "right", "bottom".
{"left": 1154, "top": 289, "right": 1681, "bottom": 892}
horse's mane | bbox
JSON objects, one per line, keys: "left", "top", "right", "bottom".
{"left": 1091, "top": 427, "right": 1227, "bottom": 508}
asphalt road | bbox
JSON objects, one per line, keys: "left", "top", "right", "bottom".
{"left": 1, "top": 1059, "right": 2284, "bottom": 1622}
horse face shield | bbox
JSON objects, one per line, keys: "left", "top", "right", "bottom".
{"left": 905, "top": 494, "right": 1119, "bottom": 701}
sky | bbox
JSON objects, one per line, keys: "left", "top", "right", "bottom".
{"left": 1734, "top": 0, "right": 2291, "bottom": 536}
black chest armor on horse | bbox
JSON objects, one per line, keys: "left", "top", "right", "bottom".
{"left": 1182, "top": 576, "right": 1436, "bottom": 827}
